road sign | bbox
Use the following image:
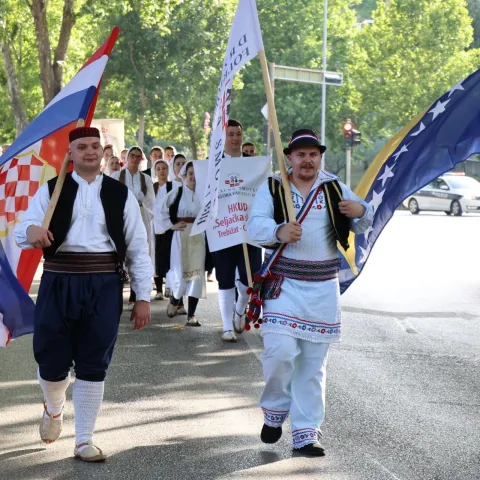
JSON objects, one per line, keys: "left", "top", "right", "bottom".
{"left": 273, "top": 65, "right": 343, "bottom": 86}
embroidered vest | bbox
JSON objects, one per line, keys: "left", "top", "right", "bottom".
{"left": 153, "top": 181, "right": 173, "bottom": 196}
{"left": 119, "top": 169, "right": 147, "bottom": 196}
{"left": 267, "top": 177, "right": 350, "bottom": 250}
{"left": 44, "top": 173, "right": 128, "bottom": 261}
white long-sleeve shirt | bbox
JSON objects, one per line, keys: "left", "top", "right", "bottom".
{"left": 14, "top": 171, "right": 153, "bottom": 302}
{"left": 110, "top": 167, "right": 155, "bottom": 214}
{"left": 247, "top": 170, "right": 373, "bottom": 343}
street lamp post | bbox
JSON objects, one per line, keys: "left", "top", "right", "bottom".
{"left": 321, "top": 0, "right": 328, "bottom": 170}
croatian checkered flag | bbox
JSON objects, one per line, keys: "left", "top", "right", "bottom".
{"left": 0, "top": 28, "right": 119, "bottom": 347}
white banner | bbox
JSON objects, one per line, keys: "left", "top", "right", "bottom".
{"left": 191, "top": 0, "right": 264, "bottom": 235}
{"left": 193, "top": 156, "right": 270, "bottom": 252}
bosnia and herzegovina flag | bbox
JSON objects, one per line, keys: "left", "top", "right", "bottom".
{"left": 339, "top": 68, "right": 480, "bottom": 294}
{"left": 0, "top": 28, "right": 119, "bottom": 347}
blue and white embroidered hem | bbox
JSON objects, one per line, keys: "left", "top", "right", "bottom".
{"left": 261, "top": 276, "right": 342, "bottom": 343}
{"left": 293, "top": 428, "right": 322, "bottom": 449}
{"left": 262, "top": 407, "right": 289, "bottom": 427}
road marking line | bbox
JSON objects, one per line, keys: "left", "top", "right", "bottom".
{"left": 395, "top": 317, "right": 419, "bottom": 334}
{"left": 366, "top": 454, "right": 405, "bottom": 480}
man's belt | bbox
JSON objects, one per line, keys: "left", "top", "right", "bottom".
{"left": 266, "top": 255, "right": 341, "bottom": 281}
{"left": 44, "top": 252, "right": 121, "bottom": 275}
{"left": 177, "top": 217, "right": 196, "bottom": 224}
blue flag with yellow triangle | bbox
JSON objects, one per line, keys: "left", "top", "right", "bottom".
{"left": 339, "top": 69, "right": 480, "bottom": 293}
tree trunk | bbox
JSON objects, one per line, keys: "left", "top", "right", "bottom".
{"left": 184, "top": 108, "right": 198, "bottom": 159}
{"left": 137, "top": 86, "right": 148, "bottom": 150}
{"left": 52, "top": 0, "right": 76, "bottom": 97}
{"left": 2, "top": 43, "right": 28, "bottom": 135}
{"left": 30, "top": 0, "right": 55, "bottom": 106}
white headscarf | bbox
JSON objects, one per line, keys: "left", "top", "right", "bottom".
{"left": 170, "top": 153, "right": 187, "bottom": 185}
{"left": 104, "top": 156, "right": 121, "bottom": 176}
{"left": 125, "top": 146, "right": 148, "bottom": 172}
{"left": 152, "top": 159, "right": 170, "bottom": 184}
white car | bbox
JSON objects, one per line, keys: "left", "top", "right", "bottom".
{"left": 403, "top": 173, "right": 480, "bottom": 216}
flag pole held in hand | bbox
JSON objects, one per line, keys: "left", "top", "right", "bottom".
{"left": 41, "top": 118, "right": 85, "bottom": 229}
{"left": 258, "top": 50, "right": 296, "bottom": 221}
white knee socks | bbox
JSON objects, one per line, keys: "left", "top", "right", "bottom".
{"left": 37, "top": 369, "right": 70, "bottom": 417}
{"left": 73, "top": 379, "right": 105, "bottom": 447}
{"left": 218, "top": 288, "right": 235, "bottom": 331}
{"left": 235, "top": 280, "right": 250, "bottom": 315}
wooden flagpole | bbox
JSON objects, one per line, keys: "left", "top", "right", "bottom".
{"left": 42, "top": 118, "right": 85, "bottom": 229}
{"left": 258, "top": 50, "right": 296, "bottom": 220}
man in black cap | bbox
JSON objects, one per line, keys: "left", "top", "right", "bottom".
{"left": 14, "top": 126, "right": 153, "bottom": 462}
{"left": 247, "top": 128, "right": 373, "bottom": 456}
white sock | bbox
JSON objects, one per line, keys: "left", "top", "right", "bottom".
{"left": 235, "top": 280, "right": 250, "bottom": 315}
{"left": 218, "top": 288, "right": 235, "bottom": 331}
{"left": 37, "top": 368, "right": 70, "bottom": 417}
{"left": 73, "top": 379, "right": 105, "bottom": 447}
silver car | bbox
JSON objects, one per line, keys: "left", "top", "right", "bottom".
{"left": 403, "top": 174, "right": 480, "bottom": 216}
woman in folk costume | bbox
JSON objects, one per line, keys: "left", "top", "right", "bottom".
{"left": 170, "top": 153, "right": 187, "bottom": 186}
{"left": 104, "top": 155, "right": 122, "bottom": 176}
{"left": 152, "top": 159, "right": 174, "bottom": 300}
{"left": 111, "top": 147, "right": 155, "bottom": 309}
{"left": 157, "top": 161, "right": 206, "bottom": 326}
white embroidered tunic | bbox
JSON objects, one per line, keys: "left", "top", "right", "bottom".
{"left": 247, "top": 170, "right": 373, "bottom": 343}
{"left": 111, "top": 167, "right": 156, "bottom": 266}
{"left": 157, "top": 186, "right": 206, "bottom": 300}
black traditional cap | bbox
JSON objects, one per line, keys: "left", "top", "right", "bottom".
{"left": 283, "top": 128, "right": 327, "bottom": 155}
{"left": 69, "top": 127, "right": 100, "bottom": 143}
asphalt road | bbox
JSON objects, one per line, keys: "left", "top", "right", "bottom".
{"left": 0, "top": 210, "right": 479, "bottom": 480}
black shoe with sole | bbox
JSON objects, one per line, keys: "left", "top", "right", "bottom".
{"left": 293, "top": 442, "right": 325, "bottom": 456}
{"left": 260, "top": 424, "right": 282, "bottom": 444}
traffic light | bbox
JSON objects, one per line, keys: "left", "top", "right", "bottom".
{"left": 342, "top": 119, "right": 361, "bottom": 148}
{"left": 352, "top": 129, "right": 361, "bottom": 147}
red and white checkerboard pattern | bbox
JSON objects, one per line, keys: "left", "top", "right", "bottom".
{"left": 0, "top": 155, "right": 45, "bottom": 234}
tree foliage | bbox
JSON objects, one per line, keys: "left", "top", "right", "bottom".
{"left": 0, "top": 0, "right": 479, "bottom": 173}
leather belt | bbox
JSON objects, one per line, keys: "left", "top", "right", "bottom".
{"left": 177, "top": 217, "right": 195, "bottom": 224}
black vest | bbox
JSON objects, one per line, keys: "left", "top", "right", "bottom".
{"left": 44, "top": 173, "right": 129, "bottom": 261}
{"left": 169, "top": 187, "right": 183, "bottom": 224}
{"left": 153, "top": 181, "right": 173, "bottom": 196}
{"left": 266, "top": 177, "right": 350, "bottom": 251}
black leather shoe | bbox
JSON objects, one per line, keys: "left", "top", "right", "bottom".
{"left": 293, "top": 442, "right": 325, "bottom": 456}
{"left": 260, "top": 424, "right": 282, "bottom": 444}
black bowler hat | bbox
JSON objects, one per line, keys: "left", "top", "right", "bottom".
{"left": 283, "top": 129, "right": 327, "bottom": 155}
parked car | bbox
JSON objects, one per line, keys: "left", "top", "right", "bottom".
{"left": 403, "top": 173, "right": 480, "bottom": 216}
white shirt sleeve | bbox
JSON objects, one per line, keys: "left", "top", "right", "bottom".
{"left": 123, "top": 190, "right": 154, "bottom": 302}
{"left": 142, "top": 174, "right": 156, "bottom": 216}
{"left": 14, "top": 183, "right": 51, "bottom": 249}
{"left": 339, "top": 182, "right": 374, "bottom": 234}
{"left": 247, "top": 181, "right": 281, "bottom": 246}
{"left": 156, "top": 187, "right": 180, "bottom": 234}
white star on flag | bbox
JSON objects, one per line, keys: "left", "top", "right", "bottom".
{"left": 369, "top": 189, "right": 385, "bottom": 214}
{"left": 392, "top": 143, "right": 410, "bottom": 162}
{"left": 410, "top": 122, "right": 425, "bottom": 137}
{"left": 359, "top": 244, "right": 372, "bottom": 264}
{"left": 377, "top": 164, "right": 395, "bottom": 187}
{"left": 428, "top": 99, "right": 450, "bottom": 120}
{"left": 362, "top": 225, "right": 374, "bottom": 240}
{"left": 448, "top": 81, "right": 464, "bottom": 97}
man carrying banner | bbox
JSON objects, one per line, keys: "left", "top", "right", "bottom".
{"left": 14, "top": 127, "right": 153, "bottom": 462}
{"left": 211, "top": 119, "right": 262, "bottom": 343}
{"left": 247, "top": 129, "right": 373, "bottom": 455}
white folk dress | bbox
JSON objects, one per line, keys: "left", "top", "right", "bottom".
{"left": 157, "top": 185, "right": 206, "bottom": 300}
{"left": 247, "top": 170, "right": 374, "bottom": 344}
{"left": 111, "top": 168, "right": 156, "bottom": 267}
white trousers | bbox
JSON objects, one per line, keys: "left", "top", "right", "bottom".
{"left": 260, "top": 333, "right": 329, "bottom": 448}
